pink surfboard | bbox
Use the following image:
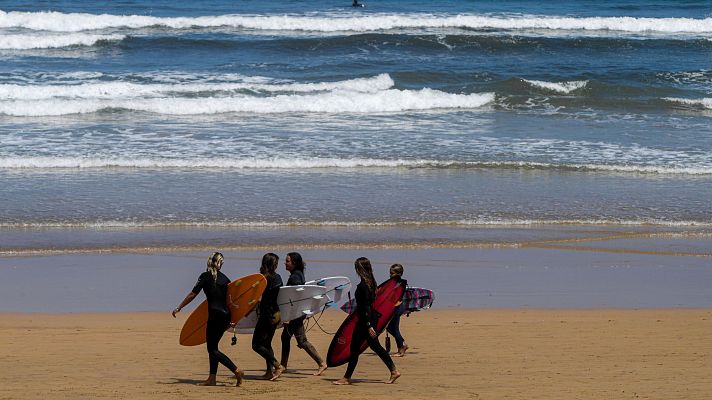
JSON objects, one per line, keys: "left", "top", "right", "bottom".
{"left": 326, "top": 277, "right": 406, "bottom": 367}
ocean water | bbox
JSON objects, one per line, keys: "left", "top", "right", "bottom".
{"left": 1, "top": 0, "right": 711, "bottom": 252}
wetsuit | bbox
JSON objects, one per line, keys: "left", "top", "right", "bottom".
{"left": 280, "top": 269, "right": 324, "bottom": 367}
{"left": 191, "top": 271, "right": 237, "bottom": 375}
{"left": 252, "top": 273, "right": 283, "bottom": 369}
{"left": 344, "top": 280, "right": 395, "bottom": 379}
{"left": 386, "top": 278, "right": 408, "bottom": 350}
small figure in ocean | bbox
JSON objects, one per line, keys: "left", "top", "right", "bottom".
{"left": 333, "top": 257, "right": 401, "bottom": 385}
{"left": 251, "top": 253, "right": 286, "bottom": 381}
{"left": 386, "top": 263, "right": 409, "bottom": 357}
{"left": 279, "top": 252, "right": 329, "bottom": 376}
{"left": 352, "top": 0, "right": 364, "bottom": 7}
{"left": 172, "top": 252, "right": 244, "bottom": 386}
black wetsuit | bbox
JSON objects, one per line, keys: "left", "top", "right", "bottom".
{"left": 280, "top": 270, "right": 323, "bottom": 367}
{"left": 386, "top": 278, "right": 408, "bottom": 349}
{"left": 344, "top": 280, "right": 395, "bottom": 378}
{"left": 191, "top": 271, "right": 237, "bottom": 375}
{"left": 252, "top": 273, "right": 283, "bottom": 369}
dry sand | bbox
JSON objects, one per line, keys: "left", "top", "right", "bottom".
{"left": 1, "top": 308, "right": 710, "bottom": 399}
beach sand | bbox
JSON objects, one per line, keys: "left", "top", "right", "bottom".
{"left": 1, "top": 308, "right": 710, "bottom": 399}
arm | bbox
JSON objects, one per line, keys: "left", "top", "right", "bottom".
{"left": 172, "top": 291, "right": 197, "bottom": 317}
{"left": 355, "top": 284, "right": 378, "bottom": 337}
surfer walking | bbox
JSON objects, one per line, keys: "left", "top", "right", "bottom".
{"left": 333, "top": 257, "right": 401, "bottom": 385}
{"left": 279, "top": 252, "right": 329, "bottom": 376}
{"left": 386, "top": 263, "right": 409, "bottom": 357}
{"left": 251, "top": 253, "right": 286, "bottom": 381}
{"left": 172, "top": 252, "right": 244, "bottom": 387}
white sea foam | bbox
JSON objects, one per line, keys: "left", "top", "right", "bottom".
{"left": 1, "top": 218, "right": 710, "bottom": 230}
{"left": 1, "top": 157, "right": 710, "bottom": 175}
{"left": 663, "top": 97, "right": 712, "bottom": 109}
{"left": 1, "top": 10, "right": 711, "bottom": 35}
{"left": 0, "top": 88, "right": 494, "bottom": 116}
{"left": 0, "top": 74, "right": 395, "bottom": 100}
{"left": 0, "top": 33, "right": 125, "bottom": 49}
{"left": 523, "top": 79, "right": 588, "bottom": 94}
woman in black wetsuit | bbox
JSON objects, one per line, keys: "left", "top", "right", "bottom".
{"left": 251, "top": 253, "right": 286, "bottom": 381}
{"left": 333, "top": 257, "right": 401, "bottom": 385}
{"left": 279, "top": 252, "right": 328, "bottom": 376}
{"left": 172, "top": 252, "right": 243, "bottom": 387}
{"left": 386, "top": 263, "right": 409, "bottom": 357}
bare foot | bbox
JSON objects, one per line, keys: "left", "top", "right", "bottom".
{"left": 269, "top": 365, "right": 285, "bottom": 381}
{"left": 332, "top": 377, "right": 352, "bottom": 385}
{"left": 314, "top": 363, "right": 328, "bottom": 376}
{"left": 234, "top": 370, "right": 244, "bottom": 387}
{"left": 259, "top": 370, "right": 274, "bottom": 380}
{"left": 197, "top": 379, "right": 217, "bottom": 386}
{"left": 394, "top": 344, "right": 409, "bottom": 357}
{"left": 385, "top": 370, "right": 401, "bottom": 384}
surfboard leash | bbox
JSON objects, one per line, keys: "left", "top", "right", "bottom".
{"left": 308, "top": 304, "right": 337, "bottom": 335}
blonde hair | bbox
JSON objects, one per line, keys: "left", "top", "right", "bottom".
{"left": 207, "top": 252, "right": 224, "bottom": 283}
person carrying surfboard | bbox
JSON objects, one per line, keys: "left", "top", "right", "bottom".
{"left": 172, "top": 252, "right": 244, "bottom": 386}
{"left": 386, "top": 263, "right": 409, "bottom": 357}
{"left": 279, "top": 252, "right": 329, "bottom": 376}
{"left": 333, "top": 257, "right": 401, "bottom": 385}
{"left": 251, "top": 253, "right": 286, "bottom": 381}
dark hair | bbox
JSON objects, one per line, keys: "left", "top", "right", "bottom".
{"left": 389, "top": 263, "right": 404, "bottom": 277}
{"left": 354, "top": 257, "right": 376, "bottom": 297}
{"left": 287, "top": 252, "right": 305, "bottom": 272}
{"left": 260, "top": 253, "right": 279, "bottom": 277}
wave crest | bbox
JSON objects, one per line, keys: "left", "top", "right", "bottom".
{"left": 0, "top": 88, "right": 494, "bottom": 116}
{"left": 2, "top": 10, "right": 711, "bottom": 35}
{"left": 664, "top": 97, "right": 712, "bottom": 109}
{"left": 1, "top": 157, "right": 710, "bottom": 175}
{"left": 522, "top": 79, "right": 588, "bottom": 94}
{"left": 0, "top": 33, "right": 124, "bottom": 49}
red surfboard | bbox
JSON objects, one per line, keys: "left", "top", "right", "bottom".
{"left": 326, "top": 277, "right": 406, "bottom": 367}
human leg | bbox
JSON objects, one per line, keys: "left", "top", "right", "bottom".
{"left": 364, "top": 331, "right": 400, "bottom": 383}
{"left": 279, "top": 323, "right": 293, "bottom": 368}
{"left": 204, "top": 313, "right": 239, "bottom": 385}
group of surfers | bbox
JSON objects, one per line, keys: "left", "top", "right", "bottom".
{"left": 172, "top": 252, "right": 409, "bottom": 386}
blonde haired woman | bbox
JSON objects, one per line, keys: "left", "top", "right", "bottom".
{"left": 172, "top": 252, "right": 243, "bottom": 386}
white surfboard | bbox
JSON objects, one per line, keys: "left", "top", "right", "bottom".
{"left": 304, "top": 276, "right": 351, "bottom": 308}
{"left": 233, "top": 284, "right": 329, "bottom": 333}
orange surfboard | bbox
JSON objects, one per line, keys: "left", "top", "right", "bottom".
{"left": 179, "top": 273, "right": 266, "bottom": 346}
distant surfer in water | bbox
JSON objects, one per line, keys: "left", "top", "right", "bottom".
{"left": 279, "top": 252, "right": 329, "bottom": 376}
{"left": 333, "top": 257, "right": 401, "bottom": 385}
{"left": 386, "top": 264, "right": 409, "bottom": 357}
{"left": 251, "top": 253, "right": 286, "bottom": 381}
{"left": 172, "top": 252, "right": 244, "bottom": 386}
{"left": 352, "top": 0, "right": 364, "bottom": 7}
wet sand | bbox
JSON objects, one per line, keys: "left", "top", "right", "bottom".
{"left": 2, "top": 242, "right": 712, "bottom": 312}
{"left": 1, "top": 233, "right": 711, "bottom": 399}
{"left": 1, "top": 309, "right": 710, "bottom": 399}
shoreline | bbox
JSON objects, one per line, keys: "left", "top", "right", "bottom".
{"left": 2, "top": 309, "right": 710, "bottom": 399}
{"left": 2, "top": 223, "right": 712, "bottom": 256}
